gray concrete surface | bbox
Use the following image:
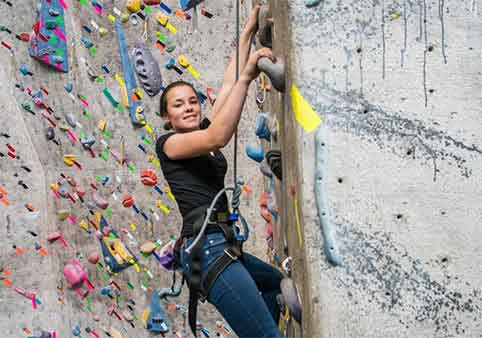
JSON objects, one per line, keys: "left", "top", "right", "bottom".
{"left": 263, "top": 0, "right": 482, "bottom": 337}
{"left": 0, "top": 1, "right": 269, "bottom": 337}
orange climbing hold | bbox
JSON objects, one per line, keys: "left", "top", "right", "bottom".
{"left": 140, "top": 169, "right": 157, "bottom": 186}
{"left": 122, "top": 194, "right": 135, "bottom": 208}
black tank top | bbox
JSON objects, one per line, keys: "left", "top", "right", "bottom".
{"left": 156, "top": 118, "right": 229, "bottom": 238}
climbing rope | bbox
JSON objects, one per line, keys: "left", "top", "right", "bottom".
{"left": 232, "top": 0, "right": 240, "bottom": 207}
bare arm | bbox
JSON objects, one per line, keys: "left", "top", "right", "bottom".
{"left": 163, "top": 49, "right": 273, "bottom": 160}
{"left": 209, "top": 6, "right": 260, "bottom": 120}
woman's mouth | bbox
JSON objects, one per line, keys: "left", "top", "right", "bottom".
{"left": 183, "top": 114, "right": 197, "bottom": 120}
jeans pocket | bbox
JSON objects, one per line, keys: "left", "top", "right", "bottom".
{"left": 203, "top": 233, "right": 229, "bottom": 270}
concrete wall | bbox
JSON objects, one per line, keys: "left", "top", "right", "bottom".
{"left": 265, "top": 0, "right": 482, "bottom": 337}
{"left": 0, "top": 1, "right": 268, "bottom": 337}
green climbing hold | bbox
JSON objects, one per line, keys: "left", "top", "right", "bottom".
{"left": 45, "top": 21, "right": 58, "bottom": 29}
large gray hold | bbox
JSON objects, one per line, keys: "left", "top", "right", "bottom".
{"left": 257, "top": 57, "right": 286, "bottom": 92}
{"left": 132, "top": 42, "right": 163, "bottom": 97}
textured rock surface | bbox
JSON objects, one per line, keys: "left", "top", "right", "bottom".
{"left": 0, "top": 1, "right": 268, "bottom": 337}
{"left": 264, "top": 0, "right": 482, "bottom": 337}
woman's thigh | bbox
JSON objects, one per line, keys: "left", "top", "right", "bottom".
{"left": 242, "top": 252, "right": 284, "bottom": 294}
{"left": 208, "top": 261, "right": 283, "bottom": 338}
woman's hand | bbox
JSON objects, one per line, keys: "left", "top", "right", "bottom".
{"left": 241, "top": 48, "right": 274, "bottom": 82}
{"left": 242, "top": 5, "right": 261, "bottom": 36}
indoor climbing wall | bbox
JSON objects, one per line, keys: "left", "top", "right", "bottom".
{"left": 263, "top": 0, "right": 482, "bottom": 337}
{"left": 0, "top": 1, "right": 269, "bottom": 337}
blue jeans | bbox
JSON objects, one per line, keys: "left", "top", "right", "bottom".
{"left": 180, "top": 231, "right": 284, "bottom": 338}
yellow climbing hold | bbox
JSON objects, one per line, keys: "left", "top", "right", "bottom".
{"left": 126, "top": 0, "right": 141, "bottom": 13}
{"left": 178, "top": 55, "right": 199, "bottom": 78}
{"left": 99, "top": 27, "right": 109, "bottom": 37}
{"left": 79, "top": 219, "right": 89, "bottom": 231}
{"left": 120, "top": 12, "right": 130, "bottom": 22}
{"left": 133, "top": 87, "right": 144, "bottom": 100}
{"left": 141, "top": 308, "right": 150, "bottom": 326}
{"left": 178, "top": 55, "right": 189, "bottom": 68}
{"left": 156, "top": 13, "right": 177, "bottom": 34}
{"left": 57, "top": 209, "right": 70, "bottom": 221}
{"left": 98, "top": 119, "right": 107, "bottom": 132}
{"left": 63, "top": 154, "right": 77, "bottom": 166}
{"left": 391, "top": 11, "right": 401, "bottom": 20}
{"left": 110, "top": 327, "right": 123, "bottom": 338}
{"left": 148, "top": 155, "right": 160, "bottom": 168}
{"left": 156, "top": 200, "right": 170, "bottom": 214}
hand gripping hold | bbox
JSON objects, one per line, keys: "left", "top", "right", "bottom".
{"left": 257, "top": 57, "right": 285, "bottom": 92}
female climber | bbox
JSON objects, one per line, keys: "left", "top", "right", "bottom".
{"left": 155, "top": 6, "right": 284, "bottom": 338}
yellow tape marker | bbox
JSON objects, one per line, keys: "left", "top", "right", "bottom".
{"left": 290, "top": 84, "right": 322, "bottom": 133}
{"left": 293, "top": 198, "right": 304, "bottom": 247}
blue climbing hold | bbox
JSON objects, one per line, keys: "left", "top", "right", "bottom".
{"left": 180, "top": 0, "right": 205, "bottom": 11}
{"left": 255, "top": 113, "right": 271, "bottom": 141}
{"left": 246, "top": 144, "right": 265, "bottom": 163}
{"left": 146, "top": 291, "right": 169, "bottom": 333}
{"left": 64, "top": 83, "right": 73, "bottom": 93}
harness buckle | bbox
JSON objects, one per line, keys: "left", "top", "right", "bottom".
{"left": 224, "top": 248, "right": 238, "bottom": 261}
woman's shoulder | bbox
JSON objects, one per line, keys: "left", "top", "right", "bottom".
{"left": 156, "top": 132, "right": 176, "bottom": 159}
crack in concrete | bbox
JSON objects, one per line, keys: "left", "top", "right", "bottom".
{"left": 300, "top": 79, "right": 481, "bottom": 179}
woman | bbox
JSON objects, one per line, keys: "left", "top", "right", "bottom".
{"left": 155, "top": 6, "right": 284, "bottom": 338}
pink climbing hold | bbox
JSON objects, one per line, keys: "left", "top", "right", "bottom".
{"left": 87, "top": 251, "right": 100, "bottom": 264}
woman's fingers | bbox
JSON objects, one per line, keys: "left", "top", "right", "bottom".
{"left": 243, "top": 5, "right": 261, "bottom": 33}
{"left": 256, "top": 48, "right": 274, "bottom": 61}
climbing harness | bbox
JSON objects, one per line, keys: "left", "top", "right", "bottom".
{"left": 182, "top": 182, "right": 249, "bottom": 337}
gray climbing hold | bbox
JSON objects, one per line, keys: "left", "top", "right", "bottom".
{"left": 65, "top": 113, "right": 77, "bottom": 128}
{"left": 257, "top": 57, "right": 285, "bottom": 92}
{"left": 57, "top": 181, "right": 70, "bottom": 198}
{"left": 37, "top": 331, "right": 52, "bottom": 338}
{"left": 314, "top": 126, "right": 342, "bottom": 266}
{"left": 46, "top": 127, "right": 55, "bottom": 140}
{"left": 93, "top": 192, "right": 109, "bottom": 209}
{"left": 280, "top": 278, "right": 302, "bottom": 323}
{"left": 259, "top": 160, "right": 273, "bottom": 178}
{"left": 132, "top": 42, "right": 163, "bottom": 96}
{"left": 48, "top": 8, "right": 60, "bottom": 16}
{"left": 81, "top": 136, "right": 95, "bottom": 150}
{"left": 257, "top": 6, "right": 272, "bottom": 48}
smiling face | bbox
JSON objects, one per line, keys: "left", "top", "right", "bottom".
{"left": 163, "top": 84, "right": 202, "bottom": 133}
